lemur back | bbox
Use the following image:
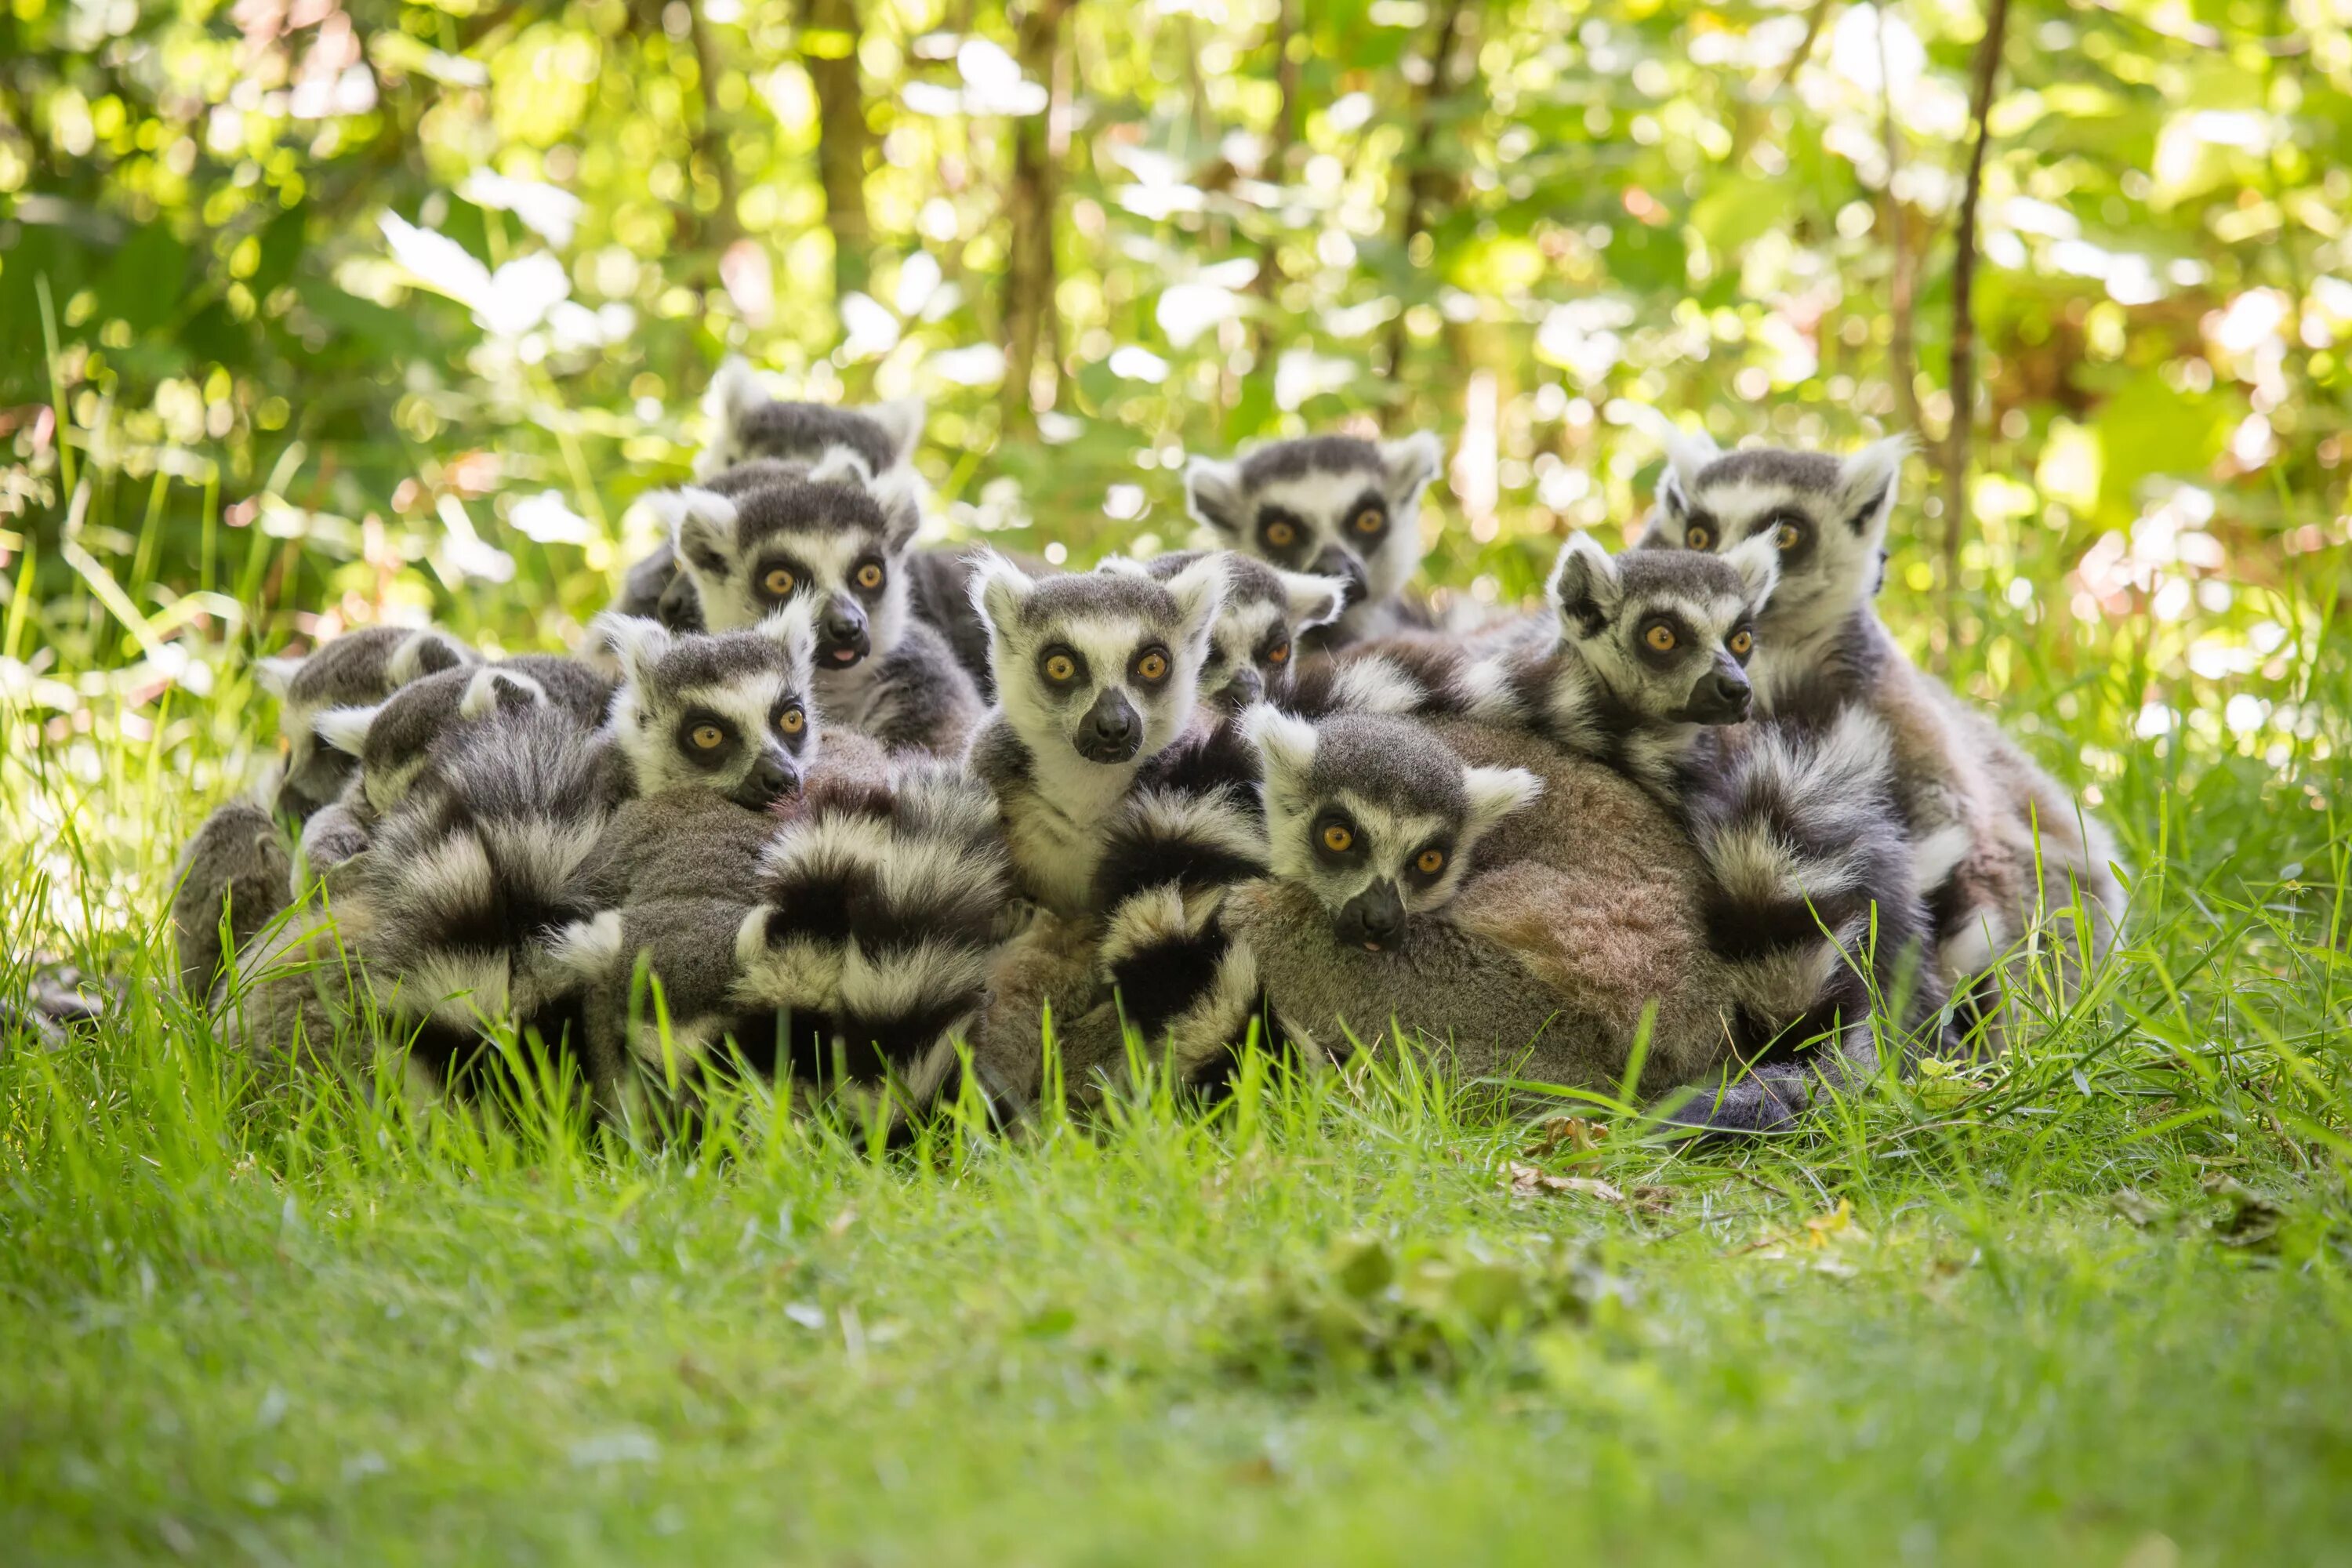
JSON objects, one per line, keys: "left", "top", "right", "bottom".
{"left": 259, "top": 623, "right": 477, "bottom": 820}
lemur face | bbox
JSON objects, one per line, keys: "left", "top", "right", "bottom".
{"left": 259, "top": 625, "right": 477, "bottom": 820}
{"left": 1246, "top": 709, "right": 1540, "bottom": 953}
{"left": 1636, "top": 431, "right": 1908, "bottom": 643}
{"left": 1097, "top": 550, "right": 1347, "bottom": 713}
{"left": 314, "top": 664, "right": 556, "bottom": 818}
{"left": 652, "top": 462, "right": 922, "bottom": 673}
{"left": 971, "top": 551, "right": 1223, "bottom": 769}
{"left": 1184, "top": 433, "right": 1446, "bottom": 634}
{"left": 594, "top": 605, "right": 822, "bottom": 809}
{"left": 692, "top": 355, "right": 926, "bottom": 484}
{"left": 1548, "top": 530, "right": 1779, "bottom": 726}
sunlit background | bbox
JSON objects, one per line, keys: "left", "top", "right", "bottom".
{"left": 2, "top": 0, "right": 2348, "bottom": 942}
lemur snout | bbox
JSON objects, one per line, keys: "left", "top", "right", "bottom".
{"left": 1335, "top": 880, "right": 1406, "bottom": 952}
{"left": 1217, "top": 664, "right": 1265, "bottom": 711}
{"left": 1312, "top": 547, "right": 1369, "bottom": 607}
{"left": 1686, "top": 667, "right": 1751, "bottom": 724}
{"left": 732, "top": 750, "right": 800, "bottom": 809}
{"left": 1075, "top": 689, "right": 1142, "bottom": 764}
{"left": 819, "top": 596, "right": 869, "bottom": 666}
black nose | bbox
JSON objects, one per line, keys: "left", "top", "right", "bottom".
{"left": 1075, "top": 689, "right": 1142, "bottom": 764}
{"left": 1311, "top": 547, "right": 1369, "bottom": 607}
{"left": 1334, "top": 881, "right": 1406, "bottom": 953}
{"left": 732, "top": 751, "right": 799, "bottom": 809}
{"left": 1685, "top": 670, "right": 1751, "bottom": 724}
{"left": 819, "top": 598, "right": 869, "bottom": 666}
{"left": 1217, "top": 665, "right": 1265, "bottom": 712}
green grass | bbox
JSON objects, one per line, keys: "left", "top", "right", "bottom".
{"left": 6, "top": 431, "right": 2352, "bottom": 1562}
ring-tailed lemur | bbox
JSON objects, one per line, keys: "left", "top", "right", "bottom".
{"left": 692, "top": 355, "right": 927, "bottom": 485}
{"left": 1097, "top": 550, "right": 1348, "bottom": 717}
{"left": 1636, "top": 429, "right": 2125, "bottom": 996}
{"left": 1183, "top": 433, "right": 1447, "bottom": 648}
{"left": 257, "top": 625, "right": 477, "bottom": 820}
{"left": 646, "top": 459, "right": 982, "bottom": 757}
{"left": 963, "top": 550, "right": 1225, "bottom": 918}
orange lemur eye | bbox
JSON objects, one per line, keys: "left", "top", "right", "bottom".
{"left": 1352, "top": 508, "right": 1384, "bottom": 535}
{"left": 1321, "top": 823, "right": 1353, "bottom": 853}
{"left": 1265, "top": 520, "right": 1297, "bottom": 548}
{"left": 855, "top": 561, "right": 885, "bottom": 590}
{"left": 691, "top": 724, "right": 725, "bottom": 750}
{"left": 1644, "top": 623, "right": 1677, "bottom": 652}
{"left": 1416, "top": 848, "right": 1446, "bottom": 877}
{"left": 1729, "top": 630, "right": 1754, "bottom": 658}
{"left": 763, "top": 567, "right": 796, "bottom": 597}
{"left": 1775, "top": 522, "right": 1802, "bottom": 550}
{"left": 1135, "top": 650, "right": 1170, "bottom": 682}
{"left": 1685, "top": 524, "right": 1712, "bottom": 550}
{"left": 777, "top": 706, "right": 806, "bottom": 735}
{"left": 1043, "top": 653, "right": 1077, "bottom": 684}
{"left": 1267, "top": 641, "right": 1290, "bottom": 666}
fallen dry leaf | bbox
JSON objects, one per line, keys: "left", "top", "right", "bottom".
{"left": 1505, "top": 1163, "right": 1625, "bottom": 1203}
{"left": 1524, "top": 1116, "right": 1610, "bottom": 1156}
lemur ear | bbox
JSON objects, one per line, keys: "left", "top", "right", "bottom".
{"left": 1279, "top": 568, "right": 1349, "bottom": 632}
{"left": 1546, "top": 531, "right": 1621, "bottom": 630}
{"left": 390, "top": 628, "right": 474, "bottom": 683}
{"left": 1724, "top": 532, "right": 1782, "bottom": 607}
{"left": 695, "top": 356, "right": 767, "bottom": 481}
{"left": 256, "top": 652, "right": 303, "bottom": 698}
{"left": 1184, "top": 456, "right": 1247, "bottom": 535}
{"left": 649, "top": 488, "right": 741, "bottom": 580}
{"left": 967, "top": 550, "right": 1036, "bottom": 641}
{"left": 1836, "top": 435, "right": 1911, "bottom": 539}
{"left": 866, "top": 466, "right": 925, "bottom": 553}
{"left": 1378, "top": 430, "right": 1446, "bottom": 504}
{"left": 1461, "top": 765, "right": 1543, "bottom": 849}
{"left": 1241, "top": 702, "right": 1318, "bottom": 792}
{"left": 1163, "top": 552, "right": 1227, "bottom": 645}
{"left": 590, "top": 612, "right": 673, "bottom": 691}
{"left": 1093, "top": 554, "right": 1152, "bottom": 579}
{"left": 758, "top": 597, "right": 821, "bottom": 676}
{"left": 1657, "top": 423, "right": 1722, "bottom": 517}
{"left": 312, "top": 704, "right": 380, "bottom": 759}
{"left": 865, "top": 397, "right": 926, "bottom": 469}
{"left": 459, "top": 666, "right": 547, "bottom": 720}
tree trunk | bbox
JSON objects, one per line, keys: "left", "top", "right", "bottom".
{"left": 1001, "top": 0, "right": 1076, "bottom": 437}
{"left": 1875, "top": 3, "right": 1923, "bottom": 442}
{"left": 1384, "top": 0, "right": 1477, "bottom": 380}
{"left": 801, "top": 0, "right": 872, "bottom": 302}
{"left": 1943, "top": 0, "right": 2012, "bottom": 604}
{"left": 1250, "top": 0, "right": 1302, "bottom": 363}
{"left": 684, "top": 0, "right": 742, "bottom": 270}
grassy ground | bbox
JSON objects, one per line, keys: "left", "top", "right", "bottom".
{"left": 5, "top": 463, "right": 2351, "bottom": 1563}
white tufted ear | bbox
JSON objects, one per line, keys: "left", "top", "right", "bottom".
{"left": 387, "top": 628, "right": 474, "bottom": 684}
{"left": 313, "top": 704, "right": 379, "bottom": 759}
{"left": 648, "top": 488, "right": 741, "bottom": 579}
{"left": 1724, "top": 532, "right": 1782, "bottom": 608}
{"left": 806, "top": 447, "right": 877, "bottom": 489}
{"left": 1092, "top": 554, "right": 1153, "bottom": 580}
{"left": 1835, "top": 435, "right": 1911, "bottom": 541}
{"left": 1279, "top": 568, "right": 1349, "bottom": 632}
{"left": 589, "top": 612, "right": 673, "bottom": 693}
{"left": 1183, "top": 456, "right": 1247, "bottom": 535}
{"left": 1461, "top": 765, "right": 1543, "bottom": 850}
{"left": 1657, "top": 423, "right": 1722, "bottom": 516}
{"left": 1546, "top": 531, "right": 1622, "bottom": 630}
{"left": 705, "top": 356, "right": 766, "bottom": 425}
{"left": 866, "top": 466, "right": 925, "bottom": 553}
{"left": 1379, "top": 430, "right": 1446, "bottom": 504}
{"left": 458, "top": 666, "right": 547, "bottom": 721}
{"left": 966, "top": 550, "right": 1036, "bottom": 641}
{"left": 758, "top": 597, "right": 820, "bottom": 679}
{"left": 1241, "top": 702, "right": 1318, "bottom": 793}
{"left": 865, "top": 397, "right": 926, "bottom": 469}
{"left": 1163, "top": 551, "right": 1227, "bottom": 646}
{"left": 256, "top": 653, "right": 304, "bottom": 698}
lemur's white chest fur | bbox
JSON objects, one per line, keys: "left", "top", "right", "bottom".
{"left": 1000, "top": 746, "right": 1142, "bottom": 918}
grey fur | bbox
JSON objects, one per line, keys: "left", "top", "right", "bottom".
{"left": 1098, "top": 549, "right": 1346, "bottom": 715}
{"left": 692, "top": 356, "right": 924, "bottom": 483}
{"left": 169, "top": 799, "right": 296, "bottom": 998}
{"left": 260, "top": 624, "right": 477, "bottom": 819}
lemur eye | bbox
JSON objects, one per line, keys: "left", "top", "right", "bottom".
{"left": 1729, "top": 629, "right": 1754, "bottom": 658}
{"left": 762, "top": 566, "right": 797, "bottom": 597}
{"left": 1685, "top": 524, "right": 1712, "bottom": 550}
{"left": 1267, "top": 641, "right": 1290, "bottom": 666}
{"left": 777, "top": 706, "right": 806, "bottom": 735}
{"left": 1321, "top": 822, "right": 1354, "bottom": 854}
{"left": 1351, "top": 508, "right": 1384, "bottom": 535}
{"left": 855, "top": 561, "right": 885, "bottom": 590}
{"left": 1774, "top": 520, "right": 1805, "bottom": 551}
{"left": 1134, "top": 648, "right": 1171, "bottom": 684}
{"left": 1264, "top": 519, "right": 1297, "bottom": 548}
{"left": 1415, "top": 847, "right": 1446, "bottom": 877}
{"left": 691, "top": 724, "right": 726, "bottom": 751}
{"left": 1042, "top": 651, "right": 1079, "bottom": 684}
{"left": 1643, "top": 622, "right": 1678, "bottom": 653}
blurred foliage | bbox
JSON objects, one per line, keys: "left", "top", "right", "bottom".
{"left": 2, "top": 0, "right": 2349, "bottom": 775}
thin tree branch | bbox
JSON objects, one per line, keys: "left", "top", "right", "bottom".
{"left": 800, "top": 0, "right": 872, "bottom": 301}
{"left": 1384, "top": 0, "right": 1479, "bottom": 379}
{"left": 1250, "top": 0, "right": 1302, "bottom": 364}
{"left": 1875, "top": 2, "right": 1923, "bottom": 442}
{"left": 684, "top": 0, "right": 743, "bottom": 271}
{"left": 1942, "top": 0, "right": 2010, "bottom": 605}
{"left": 1000, "top": 0, "right": 1077, "bottom": 437}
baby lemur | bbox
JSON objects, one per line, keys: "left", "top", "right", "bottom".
{"left": 1184, "top": 432, "right": 1447, "bottom": 648}
{"left": 1638, "top": 429, "right": 2125, "bottom": 996}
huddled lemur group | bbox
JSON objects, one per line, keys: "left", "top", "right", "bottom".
{"left": 172, "top": 360, "right": 2125, "bottom": 1134}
